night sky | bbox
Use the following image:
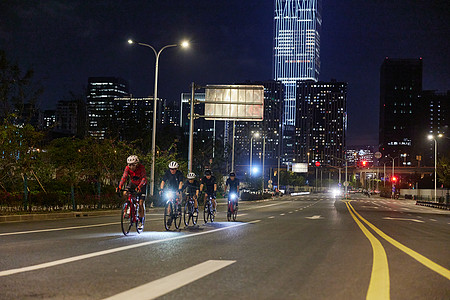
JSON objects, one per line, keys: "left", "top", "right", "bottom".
{"left": 1, "top": 0, "right": 449, "bottom": 146}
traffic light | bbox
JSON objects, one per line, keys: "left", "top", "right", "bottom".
{"left": 362, "top": 160, "right": 367, "bottom": 167}
{"left": 391, "top": 176, "right": 397, "bottom": 182}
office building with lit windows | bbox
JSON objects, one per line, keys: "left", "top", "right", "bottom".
{"left": 231, "top": 81, "right": 284, "bottom": 170}
{"left": 273, "top": 0, "right": 322, "bottom": 162}
{"left": 87, "top": 77, "right": 129, "bottom": 139}
{"left": 296, "top": 80, "right": 347, "bottom": 167}
{"left": 379, "top": 58, "right": 422, "bottom": 165}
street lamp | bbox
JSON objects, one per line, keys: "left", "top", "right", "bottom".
{"left": 428, "top": 134, "right": 443, "bottom": 202}
{"left": 250, "top": 132, "right": 260, "bottom": 175}
{"left": 128, "top": 39, "right": 189, "bottom": 196}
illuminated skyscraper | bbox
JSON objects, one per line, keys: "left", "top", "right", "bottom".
{"left": 273, "top": 0, "right": 322, "bottom": 126}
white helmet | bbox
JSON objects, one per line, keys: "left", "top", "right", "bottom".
{"left": 127, "top": 155, "right": 139, "bottom": 164}
{"left": 187, "top": 172, "right": 196, "bottom": 179}
{"left": 168, "top": 161, "right": 179, "bottom": 169}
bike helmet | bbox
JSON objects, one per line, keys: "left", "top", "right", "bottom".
{"left": 168, "top": 161, "right": 179, "bottom": 169}
{"left": 187, "top": 172, "right": 196, "bottom": 179}
{"left": 204, "top": 169, "right": 212, "bottom": 176}
{"left": 229, "top": 172, "right": 235, "bottom": 177}
{"left": 127, "top": 155, "right": 139, "bottom": 164}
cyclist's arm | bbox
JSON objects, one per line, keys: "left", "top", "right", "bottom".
{"left": 214, "top": 183, "right": 217, "bottom": 192}
{"left": 118, "top": 167, "right": 129, "bottom": 190}
{"left": 160, "top": 180, "right": 165, "bottom": 191}
{"left": 138, "top": 166, "right": 147, "bottom": 191}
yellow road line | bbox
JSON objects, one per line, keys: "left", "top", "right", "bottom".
{"left": 345, "top": 202, "right": 390, "bottom": 300}
{"left": 348, "top": 203, "right": 450, "bottom": 280}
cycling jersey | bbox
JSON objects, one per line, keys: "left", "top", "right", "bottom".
{"left": 162, "top": 169, "right": 184, "bottom": 190}
{"left": 183, "top": 179, "right": 199, "bottom": 196}
{"left": 119, "top": 164, "right": 147, "bottom": 190}
{"left": 201, "top": 176, "right": 216, "bottom": 194}
{"left": 226, "top": 178, "right": 240, "bottom": 193}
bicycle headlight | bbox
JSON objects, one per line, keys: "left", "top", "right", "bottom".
{"left": 230, "top": 193, "right": 237, "bottom": 200}
{"left": 165, "top": 190, "right": 174, "bottom": 199}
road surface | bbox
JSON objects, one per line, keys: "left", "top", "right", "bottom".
{"left": 0, "top": 194, "right": 449, "bottom": 299}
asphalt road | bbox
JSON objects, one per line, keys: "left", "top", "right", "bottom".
{"left": 0, "top": 194, "right": 449, "bottom": 299}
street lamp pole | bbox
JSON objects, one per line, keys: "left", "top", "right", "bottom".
{"left": 250, "top": 132, "right": 260, "bottom": 175}
{"left": 128, "top": 39, "right": 189, "bottom": 196}
{"left": 262, "top": 136, "right": 266, "bottom": 192}
{"left": 428, "top": 134, "right": 443, "bottom": 202}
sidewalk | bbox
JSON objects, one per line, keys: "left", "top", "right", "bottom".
{"left": 0, "top": 209, "right": 120, "bottom": 223}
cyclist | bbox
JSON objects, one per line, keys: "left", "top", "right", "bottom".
{"left": 200, "top": 169, "right": 217, "bottom": 213}
{"left": 183, "top": 172, "right": 200, "bottom": 212}
{"left": 160, "top": 161, "right": 184, "bottom": 225}
{"left": 225, "top": 172, "right": 240, "bottom": 207}
{"left": 117, "top": 155, "right": 147, "bottom": 230}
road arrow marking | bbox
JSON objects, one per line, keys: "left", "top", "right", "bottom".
{"left": 305, "top": 215, "right": 323, "bottom": 220}
{"left": 383, "top": 217, "right": 424, "bottom": 223}
{"left": 104, "top": 260, "right": 235, "bottom": 300}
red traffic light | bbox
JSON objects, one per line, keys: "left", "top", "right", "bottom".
{"left": 362, "top": 161, "right": 367, "bottom": 167}
{"left": 392, "top": 176, "right": 397, "bottom": 182}
{"left": 315, "top": 161, "right": 321, "bottom": 167}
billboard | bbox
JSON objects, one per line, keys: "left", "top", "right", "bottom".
{"left": 292, "top": 163, "right": 308, "bottom": 173}
{"left": 204, "top": 85, "right": 264, "bottom": 121}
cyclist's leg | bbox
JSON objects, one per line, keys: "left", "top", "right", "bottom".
{"left": 204, "top": 193, "right": 208, "bottom": 209}
{"left": 138, "top": 198, "right": 144, "bottom": 219}
{"left": 194, "top": 197, "right": 198, "bottom": 210}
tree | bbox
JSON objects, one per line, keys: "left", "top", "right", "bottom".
{"left": 437, "top": 156, "right": 450, "bottom": 188}
{"left": 0, "top": 50, "right": 42, "bottom": 122}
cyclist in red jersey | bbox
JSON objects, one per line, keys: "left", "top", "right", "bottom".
{"left": 117, "top": 155, "right": 147, "bottom": 230}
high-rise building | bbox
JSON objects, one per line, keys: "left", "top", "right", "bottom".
{"left": 273, "top": 0, "right": 322, "bottom": 162}
{"left": 87, "top": 77, "right": 129, "bottom": 139}
{"left": 42, "top": 110, "right": 56, "bottom": 130}
{"left": 416, "top": 90, "right": 449, "bottom": 166}
{"left": 296, "top": 80, "right": 347, "bottom": 167}
{"left": 113, "top": 97, "right": 154, "bottom": 141}
{"left": 231, "top": 81, "right": 284, "bottom": 170}
{"left": 54, "top": 99, "right": 86, "bottom": 137}
{"left": 379, "top": 58, "right": 422, "bottom": 165}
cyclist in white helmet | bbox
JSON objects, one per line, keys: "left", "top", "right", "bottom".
{"left": 117, "top": 155, "right": 147, "bottom": 230}
{"left": 160, "top": 161, "right": 184, "bottom": 196}
{"left": 183, "top": 172, "right": 200, "bottom": 211}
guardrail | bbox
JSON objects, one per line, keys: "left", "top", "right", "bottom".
{"left": 416, "top": 201, "right": 450, "bottom": 210}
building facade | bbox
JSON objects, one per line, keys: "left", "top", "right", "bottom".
{"left": 87, "top": 77, "right": 129, "bottom": 139}
{"left": 379, "top": 58, "right": 422, "bottom": 165}
{"left": 273, "top": 0, "right": 322, "bottom": 163}
{"left": 54, "top": 100, "right": 86, "bottom": 137}
{"left": 231, "top": 81, "right": 284, "bottom": 170}
{"left": 296, "top": 80, "right": 347, "bottom": 167}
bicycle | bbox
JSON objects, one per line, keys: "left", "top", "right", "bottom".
{"left": 184, "top": 193, "right": 198, "bottom": 226}
{"left": 163, "top": 190, "right": 182, "bottom": 230}
{"left": 227, "top": 192, "right": 238, "bottom": 222}
{"left": 203, "top": 193, "right": 215, "bottom": 223}
{"left": 120, "top": 188, "right": 145, "bottom": 236}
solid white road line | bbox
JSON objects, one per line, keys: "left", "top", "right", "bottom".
{"left": 103, "top": 260, "right": 235, "bottom": 300}
{"left": 0, "top": 222, "right": 120, "bottom": 236}
{"left": 240, "top": 201, "right": 291, "bottom": 211}
{"left": 382, "top": 217, "right": 424, "bottom": 223}
{"left": 0, "top": 222, "right": 250, "bottom": 277}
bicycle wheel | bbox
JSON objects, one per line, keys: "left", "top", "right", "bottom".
{"left": 203, "top": 202, "right": 209, "bottom": 223}
{"left": 174, "top": 203, "right": 182, "bottom": 229}
{"left": 184, "top": 202, "right": 190, "bottom": 226}
{"left": 164, "top": 201, "right": 172, "bottom": 231}
{"left": 136, "top": 203, "right": 145, "bottom": 234}
{"left": 232, "top": 203, "right": 238, "bottom": 221}
{"left": 121, "top": 202, "right": 132, "bottom": 236}
{"left": 192, "top": 204, "right": 198, "bottom": 225}
{"left": 210, "top": 206, "right": 215, "bottom": 222}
